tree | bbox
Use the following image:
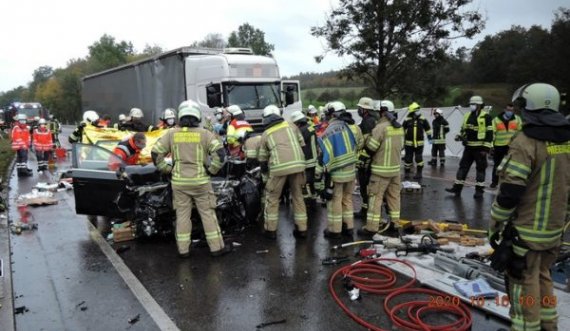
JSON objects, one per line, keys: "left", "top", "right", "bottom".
{"left": 88, "top": 34, "right": 134, "bottom": 73}
{"left": 311, "top": 0, "right": 484, "bottom": 99}
{"left": 191, "top": 33, "right": 226, "bottom": 49}
{"left": 30, "top": 66, "right": 54, "bottom": 99}
{"left": 227, "top": 23, "right": 274, "bottom": 55}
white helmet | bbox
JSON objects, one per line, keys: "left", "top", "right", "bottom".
{"left": 327, "top": 101, "right": 346, "bottom": 115}
{"left": 469, "top": 96, "right": 484, "bottom": 105}
{"left": 163, "top": 108, "right": 176, "bottom": 120}
{"left": 38, "top": 118, "right": 47, "bottom": 125}
{"left": 357, "top": 97, "right": 374, "bottom": 110}
{"left": 129, "top": 107, "right": 144, "bottom": 119}
{"left": 512, "top": 83, "right": 560, "bottom": 112}
{"left": 118, "top": 114, "right": 126, "bottom": 121}
{"left": 290, "top": 110, "right": 306, "bottom": 123}
{"left": 178, "top": 99, "right": 201, "bottom": 121}
{"left": 226, "top": 105, "right": 243, "bottom": 116}
{"left": 16, "top": 113, "right": 27, "bottom": 121}
{"left": 214, "top": 107, "right": 224, "bottom": 116}
{"left": 380, "top": 100, "right": 395, "bottom": 112}
{"left": 307, "top": 105, "right": 317, "bottom": 115}
{"left": 435, "top": 108, "right": 443, "bottom": 115}
{"left": 83, "top": 110, "right": 99, "bottom": 123}
{"left": 263, "top": 105, "right": 281, "bottom": 118}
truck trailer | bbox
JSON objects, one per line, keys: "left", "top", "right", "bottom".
{"left": 81, "top": 47, "right": 301, "bottom": 129}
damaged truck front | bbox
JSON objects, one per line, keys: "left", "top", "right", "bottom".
{"left": 81, "top": 47, "right": 301, "bottom": 130}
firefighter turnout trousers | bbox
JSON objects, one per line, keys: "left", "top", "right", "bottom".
{"left": 431, "top": 144, "right": 446, "bottom": 164}
{"left": 455, "top": 147, "right": 487, "bottom": 188}
{"left": 364, "top": 176, "right": 400, "bottom": 232}
{"left": 326, "top": 180, "right": 355, "bottom": 233}
{"left": 264, "top": 172, "right": 307, "bottom": 232}
{"left": 507, "top": 247, "right": 559, "bottom": 331}
{"left": 357, "top": 163, "right": 371, "bottom": 210}
{"left": 172, "top": 183, "right": 224, "bottom": 255}
{"left": 404, "top": 146, "right": 424, "bottom": 169}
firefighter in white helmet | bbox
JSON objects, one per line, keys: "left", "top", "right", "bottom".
{"left": 157, "top": 108, "right": 177, "bottom": 129}
{"left": 69, "top": 110, "right": 101, "bottom": 144}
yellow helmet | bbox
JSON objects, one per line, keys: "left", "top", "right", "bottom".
{"left": 408, "top": 102, "right": 421, "bottom": 112}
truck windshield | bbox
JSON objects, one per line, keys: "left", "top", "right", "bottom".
{"left": 225, "top": 83, "right": 280, "bottom": 110}
{"left": 18, "top": 108, "right": 41, "bottom": 118}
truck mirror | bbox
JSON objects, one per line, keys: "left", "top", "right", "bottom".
{"left": 285, "top": 89, "right": 295, "bottom": 106}
{"left": 206, "top": 84, "right": 222, "bottom": 108}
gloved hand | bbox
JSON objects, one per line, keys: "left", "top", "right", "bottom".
{"left": 385, "top": 111, "right": 396, "bottom": 121}
{"left": 489, "top": 237, "right": 513, "bottom": 273}
{"left": 322, "top": 185, "right": 334, "bottom": 201}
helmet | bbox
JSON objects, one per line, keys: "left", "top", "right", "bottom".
{"left": 290, "top": 110, "right": 306, "bottom": 123}
{"left": 357, "top": 97, "right": 374, "bottom": 110}
{"left": 83, "top": 110, "right": 99, "bottom": 123}
{"left": 226, "top": 105, "right": 243, "bottom": 116}
{"left": 408, "top": 102, "right": 420, "bottom": 112}
{"left": 214, "top": 107, "right": 223, "bottom": 116}
{"left": 38, "top": 118, "right": 47, "bottom": 125}
{"left": 16, "top": 113, "right": 27, "bottom": 121}
{"left": 380, "top": 100, "right": 395, "bottom": 112}
{"left": 327, "top": 101, "right": 346, "bottom": 116}
{"left": 163, "top": 108, "right": 176, "bottom": 119}
{"left": 469, "top": 96, "right": 484, "bottom": 105}
{"left": 129, "top": 107, "right": 144, "bottom": 119}
{"left": 512, "top": 83, "right": 560, "bottom": 111}
{"left": 435, "top": 108, "right": 443, "bottom": 115}
{"left": 118, "top": 114, "right": 126, "bottom": 121}
{"left": 263, "top": 105, "right": 281, "bottom": 118}
{"left": 178, "top": 99, "right": 201, "bottom": 121}
{"left": 307, "top": 105, "right": 317, "bottom": 115}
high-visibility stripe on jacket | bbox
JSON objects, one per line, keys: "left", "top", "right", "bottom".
{"left": 358, "top": 114, "right": 379, "bottom": 159}
{"left": 298, "top": 123, "right": 318, "bottom": 168}
{"left": 227, "top": 119, "right": 253, "bottom": 147}
{"left": 111, "top": 137, "right": 142, "bottom": 169}
{"left": 432, "top": 116, "right": 449, "bottom": 144}
{"left": 318, "top": 118, "right": 357, "bottom": 182}
{"left": 493, "top": 113, "right": 522, "bottom": 147}
{"left": 367, "top": 117, "right": 404, "bottom": 177}
{"left": 152, "top": 127, "right": 224, "bottom": 187}
{"left": 461, "top": 110, "right": 493, "bottom": 149}
{"left": 490, "top": 133, "right": 570, "bottom": 251}
{"left": 258, "top": 120, "right": 306, "bottom": 177}
{"left": 244, "top": 135, "right": 261, "bottom": 160}
{"left": 32, "top": 128, "right": 53, "bottom": 151}
{"left": 11, "top": 125, "right": 31, "bottom": 150}
{"left": 403, "top": 115, "right": 432, "bottom": 147}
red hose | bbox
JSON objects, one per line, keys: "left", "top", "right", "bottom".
{"left": 328, "top": 258, "right": 472, "bottom": 331}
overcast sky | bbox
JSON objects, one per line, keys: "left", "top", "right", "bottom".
{"left": 0, "top": 0, "right": 567, "bottom": 93}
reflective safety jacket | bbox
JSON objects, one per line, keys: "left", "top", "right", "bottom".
{"left": 47, "top": 120, "right": 61, "bottom": 134}
{"left": 358, "top": 114, "right": 379, "bottom": 160}
{"left": 244, "top": 135, "right": 262, "bottom": 160}
{"left": 258, "top": 118, "right": 306, "bottom": 177}
{"left": 152, "top": 127, "right": 224, "bottom": 187}
{"left": 11, "top": 125, "right": 30, "bottom": 150}
{"left": 431, "top": 116, "right": 449, "bottom": 145}
{"left": 318, "top": 118, "right": 357, "bottom": 182}
{"left": 366, "top": 117, "right": 404, "bottom": 178}
{"left": 297, "top": 123, "right": 318, "bottom": 168}
{"left": 490, "top": 133, "right": 570, "bottom": 251}
{"left": 227, "top": 119, "right": 253, "bottom": 148}
{"left": 403, "top": 114, "right": 432, "bottom": 147}
{"left": 492, "top": 113, "right": 522, "bottom": 147}
{"left": 32, "top": 127, "right": 53, "bottom": 151}
{"left": 110, "top": 137, "right": 143, "bottom": 170}
{"left": 460, "top": 111, "right": 493, "bottom": 150}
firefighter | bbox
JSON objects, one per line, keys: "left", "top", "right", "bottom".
{"left": 212, "top": 108, "right": 227, "bottom": 136}
{"left": 243, "top": 132, "right": 262, "bottom": 170}
{"left": 358, "top": 100, "right": 404, "bottom": 236}
{"left": 123, "top": 108, "right": 153, "bottom": 132}
{"left": 445, "top": 96, "right": 493, "bottom": 198}
{"left": 318, "top": 101, "right": 358, "bottom": 239}
{"left": 69, "top": 110, "right": 101, "bottom": 144}
{"left": 490, "top": 103, "right": 522, "bottom": 188}
{"left": 489, "top": 83, "right": 570, "bottom": 331}
{"left": 258, "top": 105, "right": 307, "bottom": 239}
{"left": 226, "top": 105, "right": 253, "bottom": 159}
{"left": 402, "top": 102, "right": 432, "bottom": 180}
{"left": 306, "top": 105, "right": 320, "bottom": 126}
{"left": 32, "top": 118, "right": 53, "bottom": 172}
{"left": 157, "top": 108, "right": 177, "bottom": 129}
{"left": 115, "top": 114, "right": 127, "bottom": 130}
{"left": 152, "top": 100, "right": 231, "bottom": 258}
{"left": 354, "top": 97, "right": 380, "bottom": 221}
{"left": 47, "top": 114, "right": 61, "bottom": 149}
{"left": 428, "top": 108, "right": 449, "bottom": 167}
{"left": 11, "top": 114, "right": 33, "bottom": 177}
{"left": 100, "top": 114, "right": 112, "bottom": 128}
{"left": 109, "top": 132, "right": 146, "bottom": 171}
{"left": 291, "top": 110, "right": 318, "bottom": 201}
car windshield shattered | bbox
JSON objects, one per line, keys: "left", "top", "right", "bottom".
{"left": 72, "top": 142, "right": 124, "bottom": 171}
{"left": 224, "top": 83, "right": 280, "bottom": 110}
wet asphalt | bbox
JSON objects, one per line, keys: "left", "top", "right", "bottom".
{"left": 5, "top": 127, "right": 511, "bottom": 330}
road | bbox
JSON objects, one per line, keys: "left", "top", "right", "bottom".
{"left": 2, "top": 125, "right": 563, "bottom": 331}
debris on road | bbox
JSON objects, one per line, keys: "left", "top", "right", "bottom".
{"left": 17, "top": 189, "right": 58, "bottom": 206}
{"left": 115, "top": 245, "right": 131, "bottom": 254}
{"left": 256, "top": 319, "right": 287, "bottom": 329}
{"left": 128, "top": 314, "right": 140, "bottom": 325}
{"left": 112, "top": 222, "right": 135, "bottom": 243}
{"left": 10, "top": 222, "right": 38, "bottom": 235}
{"left": 256, "top": 249, "right": 269, "bottom": 254}
{"left": 14, "top": 306, "right": 29, "bottom": 314}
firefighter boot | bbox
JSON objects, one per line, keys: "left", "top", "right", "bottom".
{"left": 413, "top": 166, "right": 423, "bottom": 180}
{"left": 428, "top": 160, "right": 437, "bottom": 167}
{"left": 445, "top": 184, "right": 463, "bottom": 197}
{"left": 404, "top": 168, "right": 411, "bottom": 180}
{"left": 473, "top": 186, "right": 484, "bottom": 199}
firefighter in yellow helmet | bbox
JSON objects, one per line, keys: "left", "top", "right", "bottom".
{"left": 152, "top": 100, "right": 231, "bottom": 258}
{"left": 402, "top": 102, "right": 432, "bottom": 180}
{"left": 489, "top": 83, "right": 570, "bottom": 331}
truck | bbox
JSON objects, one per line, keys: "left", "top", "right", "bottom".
{"left": 81, "top": 47, "right": 302, "bottom": 130}
{"left": 4, "top": 102, "right": 49, "bottom": 128}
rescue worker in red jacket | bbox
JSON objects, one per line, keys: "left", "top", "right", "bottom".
{"left": 12, "top": 114, "right": 33, "bottom": 177}
{"left": 32, "top": 118, "right": 53, "bottom": 172}
{"left": 226, "top": 105, "right": 253, "bottom": 159}
{"left": 109, "top": 132, "right": 146, "bottom": 171}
